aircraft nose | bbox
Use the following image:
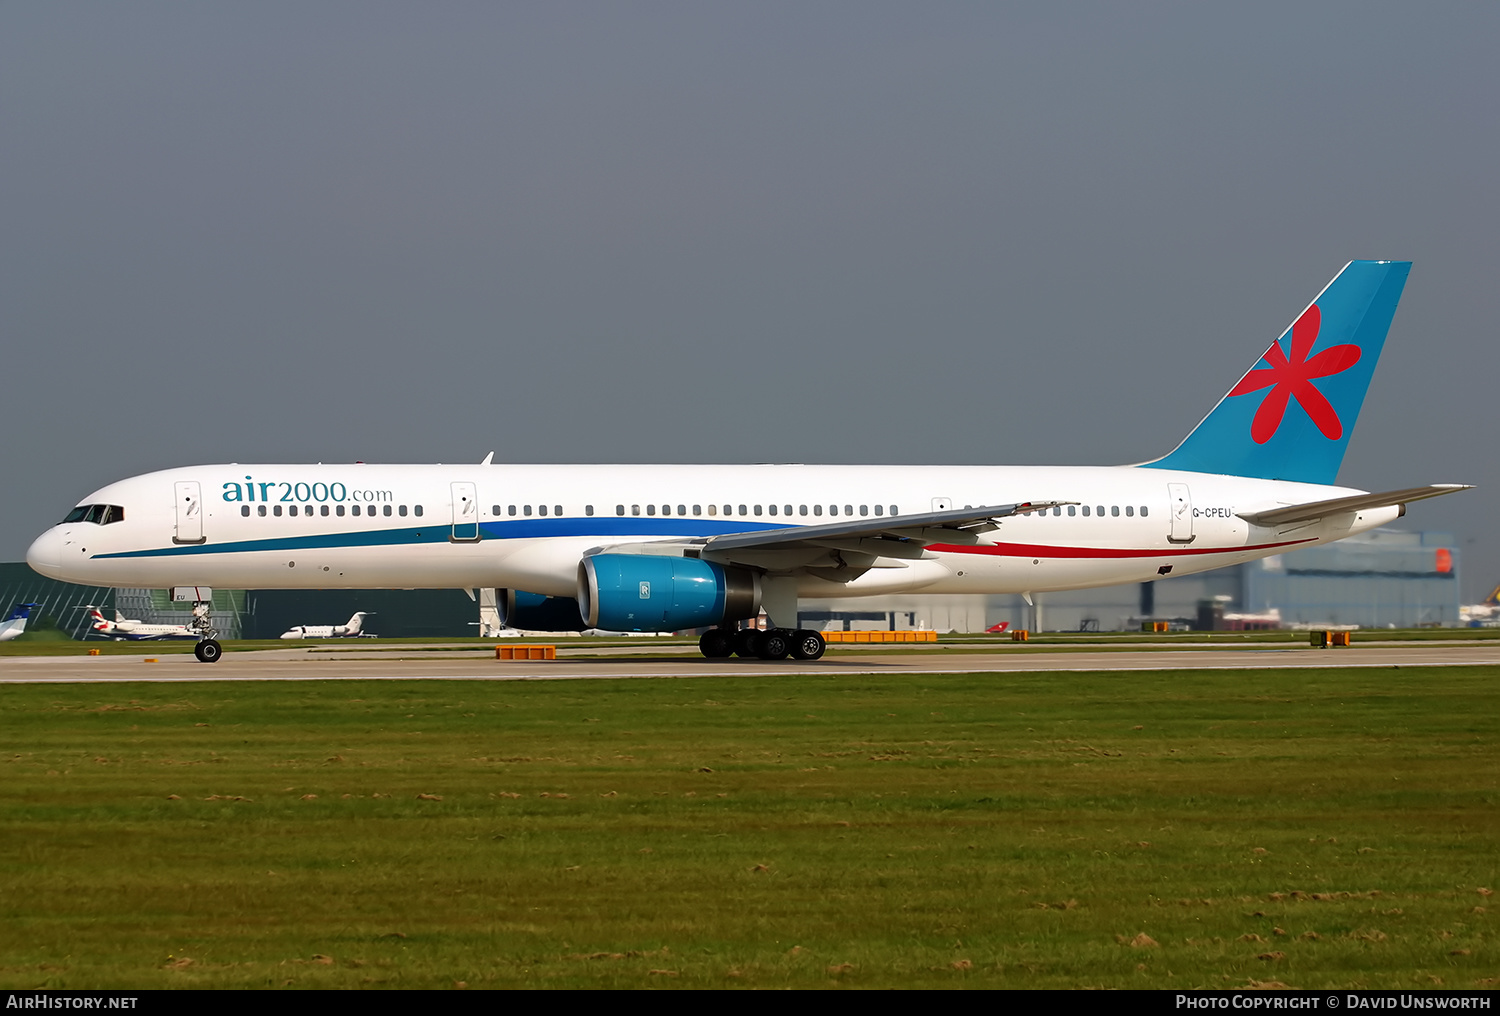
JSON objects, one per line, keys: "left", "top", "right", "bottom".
{"left": 26, "top": 528, "right": 63, "bottom": 579}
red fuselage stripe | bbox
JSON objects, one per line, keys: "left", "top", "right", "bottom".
{"left": 928, "top": 538, "right": 1315, "bottom": 559}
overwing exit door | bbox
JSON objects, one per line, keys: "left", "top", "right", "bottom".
{"left": 451, "top": 482, "right": 480, "bottom": 542}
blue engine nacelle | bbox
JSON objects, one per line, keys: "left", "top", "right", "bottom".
{"left": 497, "top": 589, "right": 588, "bottom": 632}
{"left": 578, "top": 555, "right": 760, "bottom": 632}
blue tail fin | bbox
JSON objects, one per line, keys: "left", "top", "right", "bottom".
{"left": 1141, "top": 260, "right": 1410, "bottom": 484}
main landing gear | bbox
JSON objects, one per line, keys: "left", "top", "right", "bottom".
{"left": 698, "top": 627, "right": 826, "bottom": 661}
{"left": 189, "top": 599, "right": 222, "bottom": 664}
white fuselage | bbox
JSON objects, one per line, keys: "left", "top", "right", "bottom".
{"left": 87, "top": 610, "right": 196, "bottom": 640}
{"left": 26, "top": 463, "right": 1397, "bottom": 600}
{"left": 280, "top": 613, "right": 369, "bottom": 639}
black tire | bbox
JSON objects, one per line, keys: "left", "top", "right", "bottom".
{"left": 194, "top": 639, "right": 223, "bottom": 664}
{"left": 699, "top": 630, "right": 734, "bottom": 658}
{"left": 757, "top": 630, "right": 791, "bottom": 660}
{"left": 733, "top": 629, "right": 762, "bottom": 658}
{"left": 789, "top": 629, "right": 826, "bottom": 661}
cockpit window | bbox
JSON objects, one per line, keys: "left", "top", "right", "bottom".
{"left": 62, "top": 504, "right": 125, "bottom": 525}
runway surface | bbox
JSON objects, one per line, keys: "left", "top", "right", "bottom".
{"left": 2, "top": 641, "right": 1498, "bottom": 683}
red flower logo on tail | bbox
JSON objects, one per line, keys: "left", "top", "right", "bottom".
{"left": 1228, "top": 305, "right": 1361, "bottom": 444}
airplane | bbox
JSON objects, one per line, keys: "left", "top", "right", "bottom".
{"left": 478, "top": 593, "right": 665, "bottom": 637}
{"left": 280, "top": 611, "right": 374, "bottom": 639}
{"left": 26, "top": 261, "right": 1471, "bottom": 664}
{"left": 0, "top": 603, "right": 39, "bottom": 642}
{"left": 81, "top": 606, "right": 199, "bottom": 641}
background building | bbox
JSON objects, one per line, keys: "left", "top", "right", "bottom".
{"left": 242, "top": 588, "right": 479, "bottom": 639}
{"left": 114, "top": 588, "right": 248, "bottom": 640}
{"left": 803, "top": 529, "right": 1460, "bottom": 633}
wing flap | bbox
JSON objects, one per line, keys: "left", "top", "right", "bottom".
{"left": 1236, "top": 484, "right": 1471, "bottom": 527}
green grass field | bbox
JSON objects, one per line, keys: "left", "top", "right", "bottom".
{"left": 2, "top": 666, "right": 1496, "bottom": 989}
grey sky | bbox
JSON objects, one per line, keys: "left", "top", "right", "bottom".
{"left": 3, "top": 3, "right": 1496, "bottom": 597}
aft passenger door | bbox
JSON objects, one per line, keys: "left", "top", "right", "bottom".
{"left": 450, "top": 482, "right": 480, "bottom": 542}
{"left": 1167, "top": 483, "right": 1194, "bottom": 544}
{"left": 173, "top": 481, "right": 205, "bottom": 545}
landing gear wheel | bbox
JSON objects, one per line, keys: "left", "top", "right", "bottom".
{"left": 733, "top": 629, "right": 762, "bottom": 658}
{"left": 790, "top": 629, "right": 826, "bottom": 661}
{"left": 699, "top": 629, "right": 734, "bottom": 658}
{"left": 194, "top": 639, "right": 223, "bottom": 664}
{"left": 757, "top": 629, "right": 791, "bottom": 660}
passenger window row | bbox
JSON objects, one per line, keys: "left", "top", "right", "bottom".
{"left": 494, "top": 505, "right": 566, "bottom": 517}
{"left": 236, "top": 499, "right": 1150, "bottom": 522}
{"left": 1042, "top": 505, "right": 1149, "bottom": 518}
{"left": 614, "top": 503, "right": 900, "bottom": 518}
{"left": 481, "top": 503, "right": 908, "bottom": 519}
{"left": 241, "top": 504, "right": 423, "bottom": 518}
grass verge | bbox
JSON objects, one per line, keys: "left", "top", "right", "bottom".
{"left": 1, "top": 666, "right": 1496, "bottom": 988}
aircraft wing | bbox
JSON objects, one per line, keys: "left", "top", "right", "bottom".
{"left": 699, "top": 501, "right": 1066, "bottom": 555}
{"left": 592, "top": 502, "right": 1066, "bottom": 574}
{"left": 1236, "top": 484, "right": 1472, "bottom": 528}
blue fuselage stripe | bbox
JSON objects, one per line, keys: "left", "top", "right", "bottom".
{"left": 93, "top": 517, "right": 787, "bottom": 559}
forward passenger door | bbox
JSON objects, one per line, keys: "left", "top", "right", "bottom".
{"left": 173, "top": 481, "right": 205, "bottom": 545}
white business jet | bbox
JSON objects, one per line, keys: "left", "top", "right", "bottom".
{"left": 27, "top": 261, "right": 1470, "bottom": 663}
{"left": 280, "top": 611, "right": 374, "bottom": 639}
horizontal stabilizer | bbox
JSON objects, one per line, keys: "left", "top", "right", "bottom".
{"left": 1236, "top": 484, "right": 1472, "bottom": 527}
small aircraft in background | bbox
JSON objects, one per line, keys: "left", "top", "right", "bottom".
{"left": 280, "top": 611, "right": 374, "bottom": 639}
{"left": 82, "top": 606, "right": 198, "bottom": 641}
{"left": 0, "top": 603, "right": 40, "bottom": 642}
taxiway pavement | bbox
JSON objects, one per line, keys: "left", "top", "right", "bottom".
{"left": 2, "top": 642, "right": 1497, "bottom": 683}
